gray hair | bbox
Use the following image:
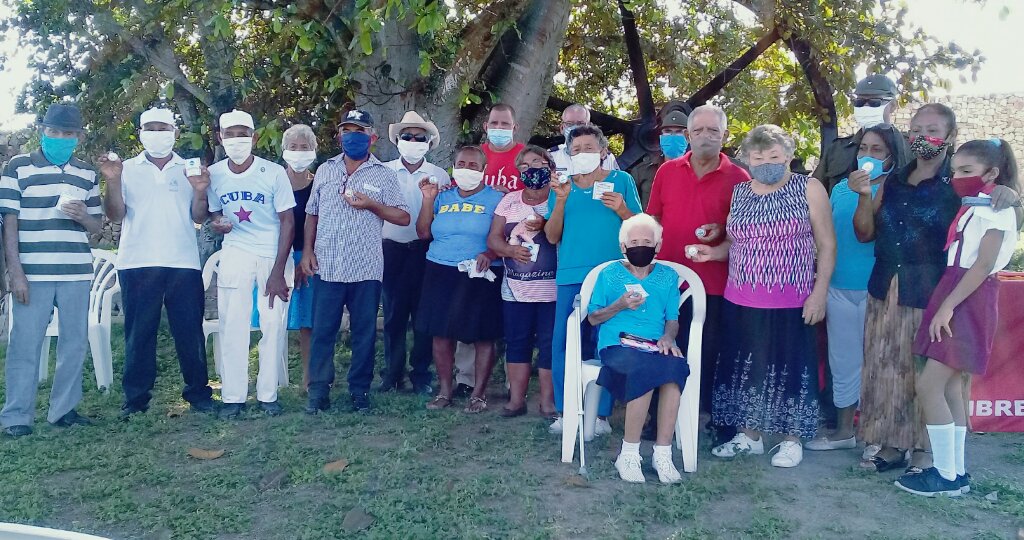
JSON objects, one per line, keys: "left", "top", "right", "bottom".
{"left": 282, "top": 124, "right": 317, "bottom": 151}
{"left": 563, "top": 103, "right": 591, "bottom": 123}
{"left": 687, "top": 104, "right": 728, "bottom": 132}
{"left": 738, "top": 124, "right": 796, "bottom": 161}
{"left": 619, "top": 213, "right": 663, "bottom": 245}
{"left": 567, "top": 125, "right": 609, "bottom": 150}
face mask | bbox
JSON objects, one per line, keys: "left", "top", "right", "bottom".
{"left": 40, "top": 134, "right": 78, "bottom": 165}
{"left": 222, "top": 137, "right": 253, "bottom": 165}
{"left": 521, "top": 167, "right": 551, "bottom": 190}
{"left": 562, "top": 127, "right": 576, "bottom": 146}
{"left": 951, "top": 175, "right": 991, "bottom": 198}
{"left": 570, "top": 152, "right": 602, "bottom": 175}
{"left": 397, "top": 139, "right": 429, "bottom": 163}
{"left": 853, "top": 104, "right": 887, "bottom": 130}
{"left": 487, "top": 128, "right": 514, "bottom": 148}
{"left": 660, "top": 133, "right": 689, "bottom": 159}
{"left": 625, "top": 246, "right": 657, "bottom": 268}
{"left": 283, "top": 150, "right": 317, "bottom": 172}
{"left": 856, "top": 155, "right": 890, "bottom": 181}
{"left": 140, "top": 131, "right": 176, "bottom": 159}
{"left": 909, "top": 135, "right": 947, "bottom": 160}
{"left": 341, "top": 131, "right": 372, "bottom": 160}
{"left": 452, "top": 168, "right": 484, "bottom": 191}
{"left": 749, "top": 162, "right": 787, "bottom": 185}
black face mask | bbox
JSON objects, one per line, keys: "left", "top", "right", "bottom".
{"left": 625, "top": 246, "right": 656, "bottom": 267}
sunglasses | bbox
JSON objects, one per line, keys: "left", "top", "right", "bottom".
{"left": 399, "top": 133, "right": 430, "bottom": 143}
{"left": 854, "top": 98, "right": 890, "bottom": 108}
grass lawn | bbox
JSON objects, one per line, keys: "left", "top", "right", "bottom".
{"left": 1, "top": 323, "right": 1023, "bottom": 539}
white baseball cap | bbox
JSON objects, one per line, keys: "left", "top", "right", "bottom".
{"left": 140, "top": 107, "right": 175, "bottom": 127}
{"left": 219, "top": 109, "right": 255, "bottom": 130}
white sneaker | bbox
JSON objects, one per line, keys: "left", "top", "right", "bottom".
{"left": 548, "top": 417, "right": 563, "bottom": 434}
{"left": 712, "top": 433, "right": 765, "bottom": 458}
{"left": 615, "top": 453, "right": 646, "bottom": 483}
{"left": 652, "top": 450, "right": 682, "bottom": 484}
{"left": 862, "top": 444, "right": 881, "bottom": 460}
{"left": 595, "top": 418, "right": 612, "bottom": 436}
{"left": 805, "top": 435, "right": 857, "bottom": 451}
{"left": 770, "top": 440, "right": 803, "bottom": 468}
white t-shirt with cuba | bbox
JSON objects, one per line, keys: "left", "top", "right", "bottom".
{"left": 208, "top": 156, "right": 296, "bottom": 259}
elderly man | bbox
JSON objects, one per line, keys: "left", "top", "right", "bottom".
{"left": 813, "top": 74, "right": 912, "bottom": 192}
{"left": 100, "top": 106, "right": 215, "bottom": 418}
{"left": 0, "top": 103, "right": 103, "bottom": 437}
{"left": 481, "top": 103, "right": 526, "bottom": 192}
{"left": 208, "top": 109, "right": 296, "bottom": 419}
{"left": 550, "top": 103, "right": 619, "bottom": 176}
{"left": 302, "top": 109, "right": 410, "bottom": 413}
{"left": 645, "top": 104, "right": 750, "bottom": 442}
{"left": 378, "top": 111, "right": 449, "bottom": 395}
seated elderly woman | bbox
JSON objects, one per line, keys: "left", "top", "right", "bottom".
{"left": 588, "top": 213, "right": 689, "bottom": 484}
{"left": 689, "top": 124, "right": 835, "bottom": 468}
{"left": 416, "top": 145, "right": 505, "bottom": 413}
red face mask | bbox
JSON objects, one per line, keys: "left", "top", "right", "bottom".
{"left": 951, "top": 175, "right": 992, "bottom": 197}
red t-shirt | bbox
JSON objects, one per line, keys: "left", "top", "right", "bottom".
{"left": 646, "top": 152, "right": 750, "bottom": 296}
{"left": 483, "top": 142, "right": 525, "bottom": 191}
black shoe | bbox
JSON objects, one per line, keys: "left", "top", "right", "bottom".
{"left": 412, "top": 384, "right": 434, "bottom": 396}
{"left": 351, "top": 393, "right": 371, "bottom": 413}
{"left": 305, "top": 397, "right": 330, "bottom": 416}
{"left": 52, "top": 410, "right": 93, "bottom": 427}
{"left": 2, "top": 425, "right": 32, "bottom": 437}
{"left": 895, "top": 467, "right": 962, "bottom": 498}
{"left": 189, "top": 399, "right": 217, "bottom": 414}
{"left": 218, "top": 403, "right": 245, "bottom": 420}
{"left": 958, "top": 472, "right": 972, "bottom": 494}
{"left": 259, "top": 400, "right": 283, "bottom": 416}
{"left": 453, "top": 383, "right": 474, "bottom": 399}
{"left": 118, "top": 404, "right": 148, "bottom": 420}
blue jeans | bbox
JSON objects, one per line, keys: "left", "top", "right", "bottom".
{"left": 307, "top": 278, "right": 382, "bottom": 400}
{"left": 552, "top": 283, "right": 611, "bottom": 416}
{"left": 503, "top": 301, "right": 555, "bottom": 368}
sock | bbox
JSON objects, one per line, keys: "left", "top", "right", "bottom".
{"left": 954, "top": 426, "right": 967, "bottom": 476}
{"left": 653, "top": 445, "right": 672, "bottom": 459}
{"left": 926, "top": 423, "right": 957, "bottom": 481}
{"left": 621, "top": 440, "right": 641, "bottom": 456}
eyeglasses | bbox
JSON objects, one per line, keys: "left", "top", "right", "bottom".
{"left": 399, "top": 133, "right": 430, "bottom": 143}
{"left": 854, "top": 98, "right": 890, "bottom": 108}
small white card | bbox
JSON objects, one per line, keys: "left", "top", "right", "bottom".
{"left": 625, "top": 283, "right": 648, "bottom": 299}
{"left": 523, "top": 241, "right": 539, "bottom": 262}
{"left": 592, "top": 181, "right": 614, "bottom": 200}
{"left": 185, "top": 158, "right": 202, "bottom": 177}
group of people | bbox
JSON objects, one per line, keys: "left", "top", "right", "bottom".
{"left": 1, "top": 73, "right": 1020, "bottom": 494}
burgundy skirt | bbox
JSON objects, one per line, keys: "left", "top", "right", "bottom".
{"left": 912, "top": 266, "right": 1000, "bottom": 375}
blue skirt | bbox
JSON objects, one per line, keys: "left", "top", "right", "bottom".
{"left": 251, "top": 251, "right": 314, "bottom": 331}
{"left": 596, "top": 345, "right": 690, "bottom": 403}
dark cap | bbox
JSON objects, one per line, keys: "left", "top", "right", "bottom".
{"left": 39, "top": 103, "right": 84, "bottom": 131}
{"left": 662, "top": 110, "right": 688, "bottom": 129}
{"left": 339, "top": 109, "right": 374, "bottom": 128}
{"left": 855, "top": 75, "right": 897, "bottom": 99}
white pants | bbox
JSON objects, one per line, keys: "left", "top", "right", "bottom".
{"left": 217, "top": 245, "right": 293, "bottom": 404}
{"left": 454, "top": 342, "right": 476, "bottom": 386}
{"left": 825, "top": 287, "right": 868, "bottom": 409}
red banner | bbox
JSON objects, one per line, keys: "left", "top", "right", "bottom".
{"left": 969, "top": 272, "right": 1024, "bottom": 432}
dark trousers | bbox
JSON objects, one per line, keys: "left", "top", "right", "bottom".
{"left": 380, "top": 240, "right": 432, "bottom": 388}
{"left": 308, "top": 277, "right": 382, "bottom": 399}
{"left": 119, "top": 267, "right": 212, "bottom": 408}
{"left": 503, "top": 301, "right": 556, "bottom": 368}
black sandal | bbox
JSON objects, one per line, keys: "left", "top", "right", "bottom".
{"left": 863, "top": 454, "right": 908, "bottom": 472}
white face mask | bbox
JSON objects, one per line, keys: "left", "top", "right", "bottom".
{"left": 854, "top": 104, "right": 887, "bottom": 130}
{"left": 397, "top": 139, "right": 430, "bottom": 163}
{"left": 452, "top": 168, "right": 484, "bottom": 191}
{"left": 139, "top": 130, "right": 176, "bottom": 159}
{"left": 570, "top": 152, "right": 602, "bottom": 175}
{"left": 222, "top": 136, "right": 253, "bottom": 165}
{"left": 282, "top": 150, "right": 316, "bottom": 172}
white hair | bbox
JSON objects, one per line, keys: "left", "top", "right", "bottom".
{"left": 619, "top": 213, "right": 663, "bottom": 245}
{"left": 687, "top": 104, "right": 728, "bottom": 132}
{"left": 282, "top": 124, "right": 317, "bottom": 151}
{"left": 563, "top": 103, "right": 591, "bottom": 123}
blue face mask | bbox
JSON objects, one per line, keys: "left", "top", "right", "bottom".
{"left": 749, "top": 162, "right": 788, "bottom": 185}
{"left": 563, "top": 127, "right": 575, "bottom": 146}
{"left": 487, "top": 128, "right": 514, "bottom": 148}
{"left": 341, "top": 131, "right": 371, "bottom": 160}
{"left": 660, "top": 133, "right": 689, "bottom": 159}
{"left": 40, "top": 133, "right": 78, "bottom": 165}
{"left": 856, "top": 155, "right": 890, "bottom": 180}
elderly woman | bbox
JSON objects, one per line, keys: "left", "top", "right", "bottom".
{"left": 689, "top": 124, "right": 836, "bottom": 468}
{"left": 416, "top": 145, "right": 504, "bottom": 413}
{"left": 589, "top": 213, "right": 689, "bottom": 484}
{"left": 250, "top": 124, "right": 318, "bottom": 389}
{"left": 545, "top": 125, "right": 643, "bottom": 435}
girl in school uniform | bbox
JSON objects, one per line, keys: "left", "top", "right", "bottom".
{"left": 895, "top": 139, "right": 1021, "bottom": 497}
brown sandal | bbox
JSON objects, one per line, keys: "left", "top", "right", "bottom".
{"left": 463, "top": 396, "right": 488, "bottom": 414}
{"left": 426, "top": 395, "right": 452, "bottom": 410}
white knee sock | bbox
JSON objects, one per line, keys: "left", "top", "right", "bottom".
{"left": 621, "top": 440, "right": 641, "bottom": 456}
{"left": 926, "top": 423, "right": 957, "bottom": 481}
{"left": 954, "top": 425, "right": 967, "bottom": 476}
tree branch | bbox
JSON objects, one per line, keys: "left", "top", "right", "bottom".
{"left": 784, "top": 35, "right": 839, "bottom": 151}
{"left": 618, "top": 0, "right": 655, "bottom": 124}
{"left": 686, "top": 26, "right": 781, "bottom": 107}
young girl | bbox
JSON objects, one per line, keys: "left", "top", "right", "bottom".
{"left": 895, "top": 139, "right": 1020, "bottom": 497}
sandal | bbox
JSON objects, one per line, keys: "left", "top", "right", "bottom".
{"left": 426, "top": 395, "right": 452, "bottom": 410}
{"left": 860, "top": 454, "right": 908, "bottom": 472}
{"left": 500, "top": 404, "right": 527, "bottom": 418}
{"left": 463, "top": 396, "right": 488, "bottom": 414}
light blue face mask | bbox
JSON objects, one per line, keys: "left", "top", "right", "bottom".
{"left": 660, "top": 133, "right": 689, "bottom": 159}
{"left": 563, "top": 127, "right": 575, "bottom": 146}
{"left": 856, "top": 155, "right": 891, "bottom": 180}
{"left": 487, "top": 128, "right": 514, "bottom": 148}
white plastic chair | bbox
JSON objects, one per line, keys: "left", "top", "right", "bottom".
{"left": 561, "top": 259, "right": 706, "bottom": 473}
{"left": 201, "top": 250, "right": 289, "bottom": 385}
{"left": 0, "top": 523, "right": 110, "bottom": 539}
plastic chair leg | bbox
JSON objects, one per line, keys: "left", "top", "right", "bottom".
{"left": 582, "top": 380, "right": 602, "bottom": 442}
{"left": 88, "top": 324, "right": 113, "bottom": 390}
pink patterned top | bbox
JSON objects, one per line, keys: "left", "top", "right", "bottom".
{"left": 724, "top": 173, "right": 816, "bottom": 309}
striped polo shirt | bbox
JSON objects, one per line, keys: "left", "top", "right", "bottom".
{"left": 0, "top": 150, "right": 101, "bottom": 282}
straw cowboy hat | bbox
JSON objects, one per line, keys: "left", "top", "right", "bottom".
{"left": 388, "top": 111, "right": 440, "bottom": 149}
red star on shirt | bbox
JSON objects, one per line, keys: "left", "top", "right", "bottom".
{"left": 234, "top": 207, "right": 252, "bottom": 223}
